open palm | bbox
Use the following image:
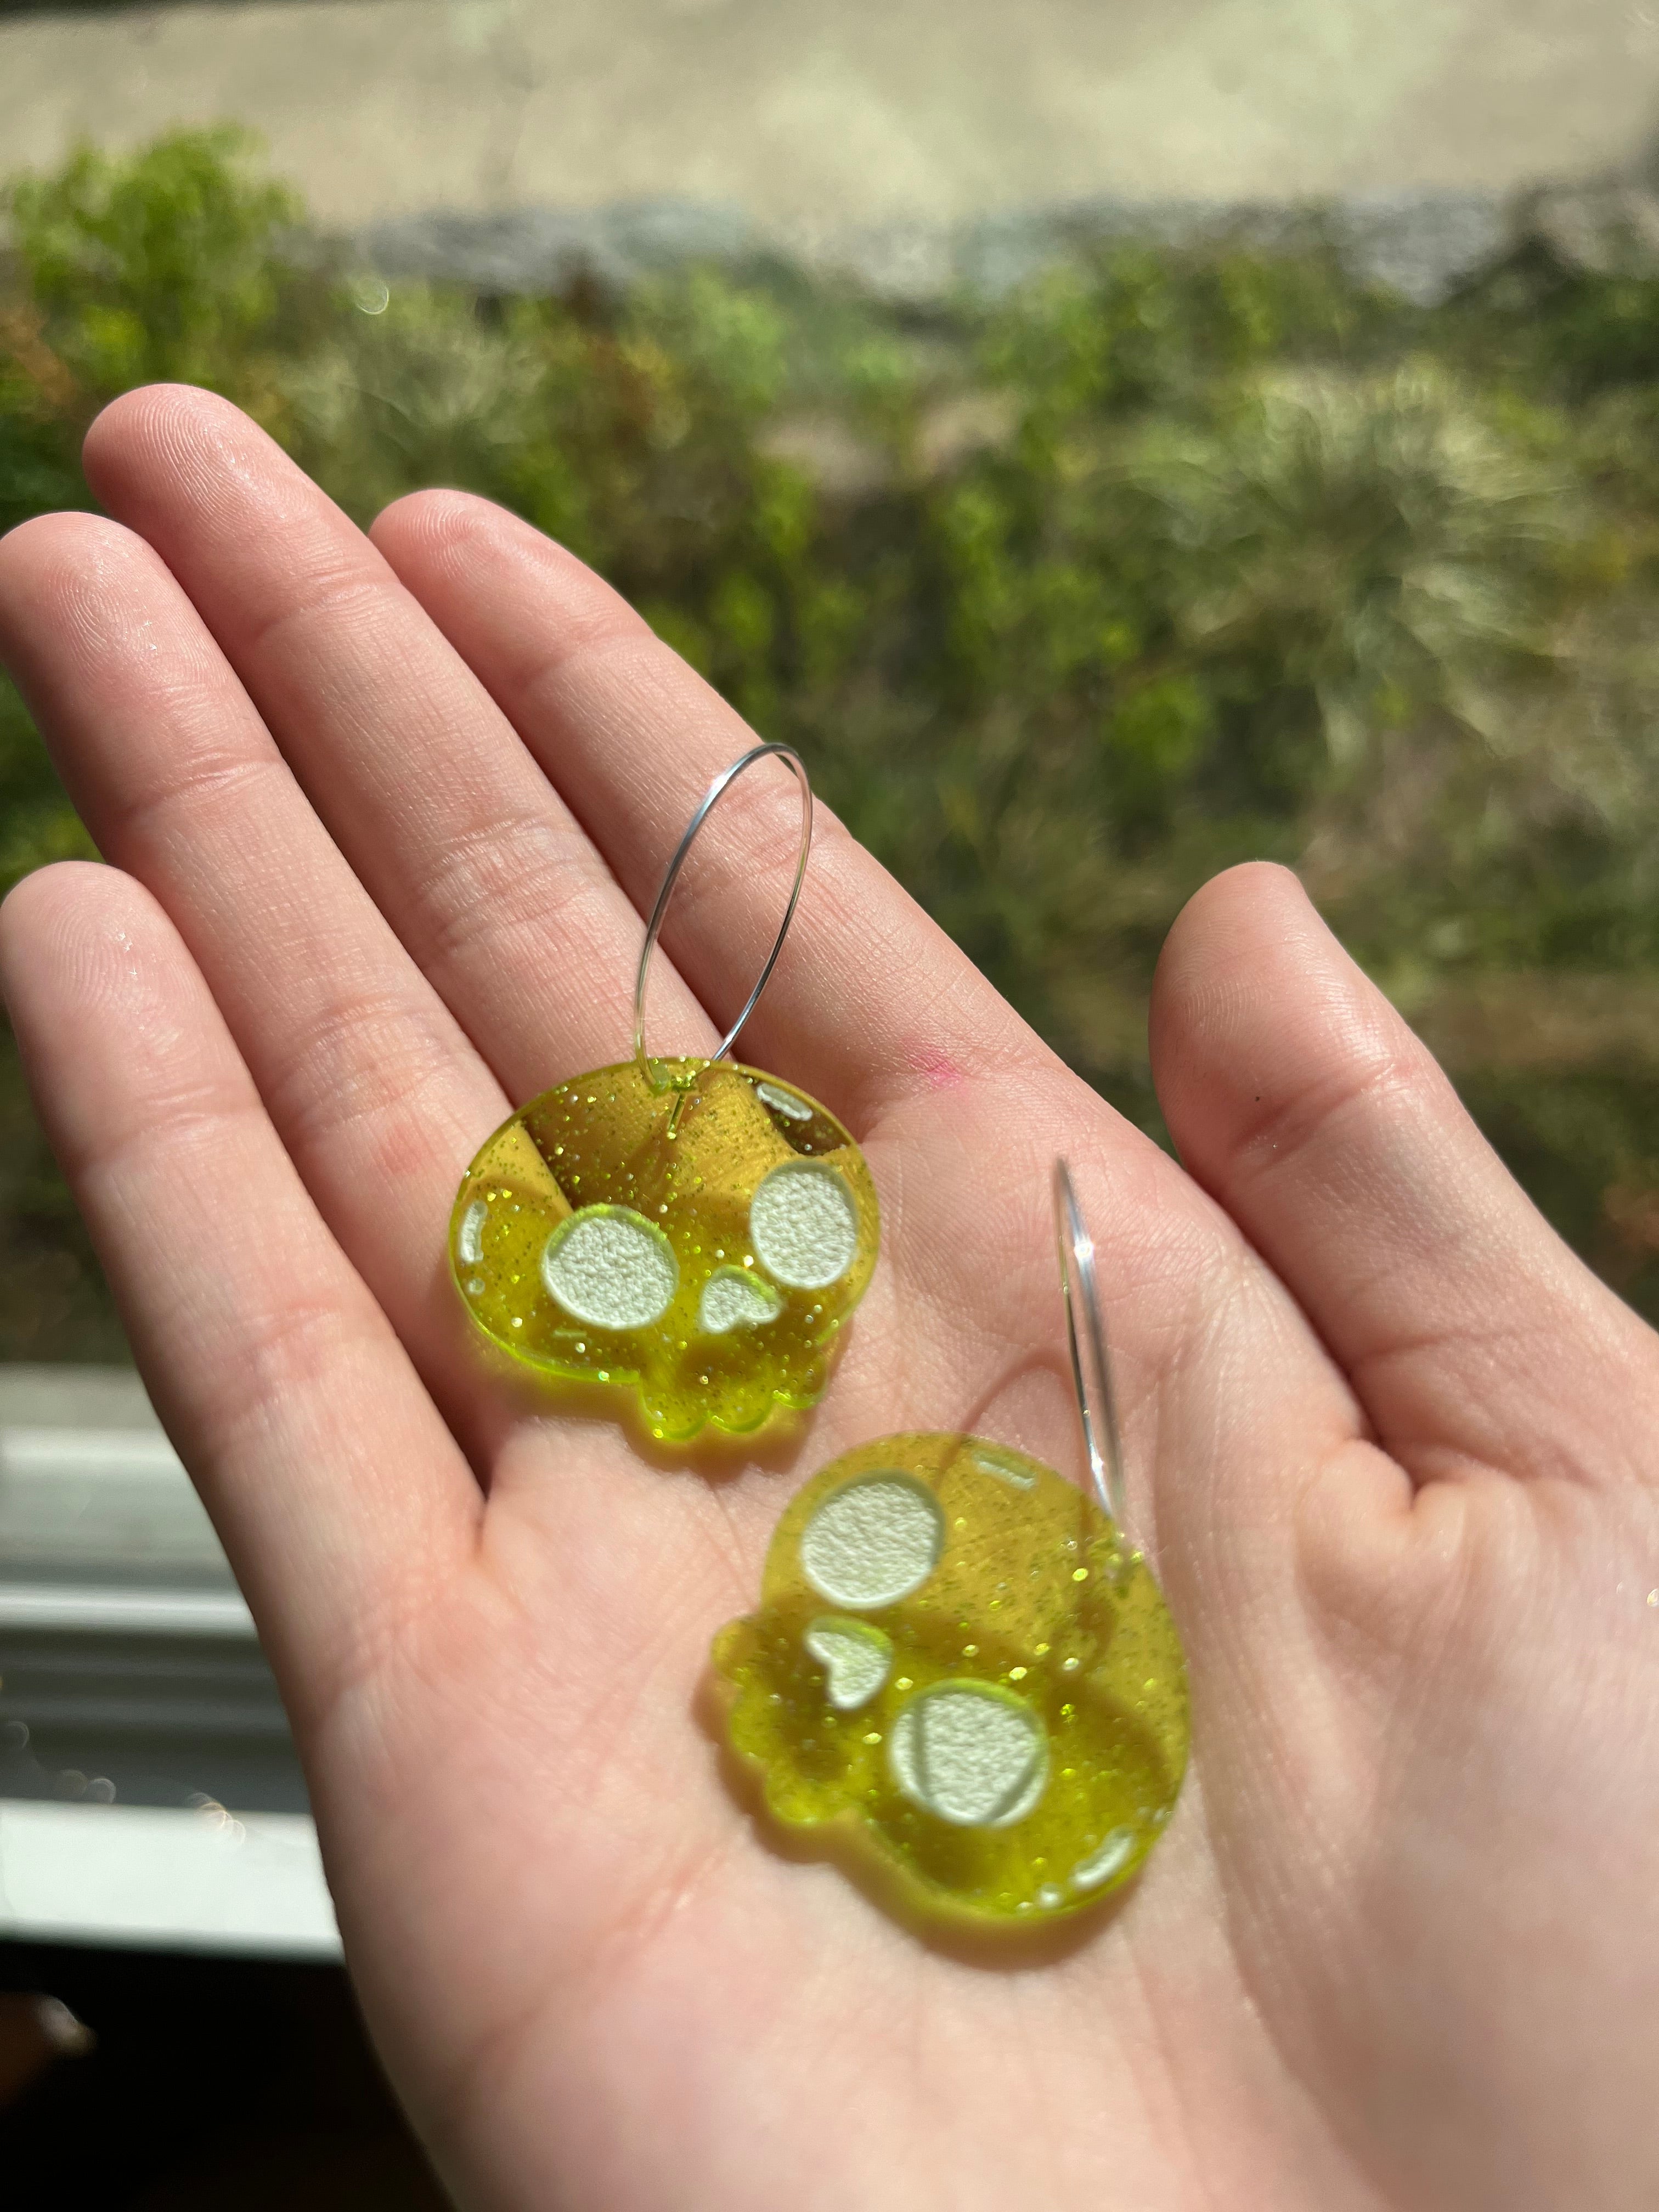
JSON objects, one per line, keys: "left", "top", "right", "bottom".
{"left": 3, "top": 387, "right": 1657, "bottom": 2212}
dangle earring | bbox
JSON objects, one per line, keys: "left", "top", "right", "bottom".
{"left": 711, "top": 1161, "right": 1189, "bottom": 1928}
{"left": 449, "top": 744, "right": 880, "bottom": 1441}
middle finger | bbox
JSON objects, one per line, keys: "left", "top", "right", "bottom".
{"left": 80, "top": 385, "right": 718, "bottom": 1099}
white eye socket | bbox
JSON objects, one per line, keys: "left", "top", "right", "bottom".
{"left": 749, "top": 1160, "right": 859, "bottom": 1291}
{"left": 798, "top": 1475, "right": 943, "bottom": 1609}
{"left": 888, "top": 1683, "right": 1049, "bottom": 1829}
{"left": 540, "top": 1205, "right": 679, "bottom": 1330}
{"left": 803, "top": 1617, "right": 893, "bottom": 1711}
{"left": 698, "top": 1266, "right": 782, "bottom": 1335}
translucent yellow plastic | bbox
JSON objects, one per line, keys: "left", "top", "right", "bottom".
{"left": 450, "top": 1057, "right": 879, "bottom": 1440}
{"left": 712, "top": 1433, "right": 1188, "bottom": 1928}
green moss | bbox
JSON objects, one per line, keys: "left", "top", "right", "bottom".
{"left": 12, "top": 126, "right": 303, "bottom": 397}
{"left": 7, "top": 131, "right": 1659, "bottom": 1358}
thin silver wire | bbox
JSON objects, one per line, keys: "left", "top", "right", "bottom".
{"left": 632, "top": 742, "right": 814, "bottom": 1078}
{"left": 1053, "top": 1158, "right": 1128, "bottom": 1531}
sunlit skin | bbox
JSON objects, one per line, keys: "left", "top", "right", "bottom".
{"left": 1, "top": 385, "right": 1658, "bottom": 2212}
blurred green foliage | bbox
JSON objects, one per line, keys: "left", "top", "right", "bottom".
{"left": 7, "top": 129, "right": 1659, "bottom": 1354}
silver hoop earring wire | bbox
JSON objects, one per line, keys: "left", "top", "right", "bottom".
{"left": 633, "top": 742, "right": 814, "bottom": 1081}
{"left": 1053, "top": 1158, "right": 1128, "bottom": 1532}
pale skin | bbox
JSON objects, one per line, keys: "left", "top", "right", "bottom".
{"left": 0, "top": 386, "right": 1656, "bottom": 2212}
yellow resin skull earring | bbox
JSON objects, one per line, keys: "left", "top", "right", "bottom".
{"left": 712, "top": 1162, "right": 1189, "bottom": 1928}
{"left": 449, "top": 744, "right": 879, "bottom": 1442}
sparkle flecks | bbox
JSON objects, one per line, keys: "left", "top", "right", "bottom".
{"left": 449, "top": 1058, "right": 879, "bottom": 1439}
{"left": 712, "top": 1432, "right": 1189, "bottom": 1928}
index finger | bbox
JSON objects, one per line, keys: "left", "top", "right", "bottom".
{"left": 370, "top": 492, "right": 1050, "bottom": 1119}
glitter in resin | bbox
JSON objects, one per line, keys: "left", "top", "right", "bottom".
{"left": 449, "top": 1058, "right": 879, "bottom": 1440}
{"left": 712, "top": 1433, "right": 1188, "bottom": 1927}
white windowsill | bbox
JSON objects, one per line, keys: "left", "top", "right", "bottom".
{"left": 0, "top": 1799, "right": 341, "bottom": 1960}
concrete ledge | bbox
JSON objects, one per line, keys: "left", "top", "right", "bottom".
{"left": 2, "top": 0, "right": 1654, "bottom": 240}
{"left": 356, "top": 184, "right": 1516, "bottom": 308}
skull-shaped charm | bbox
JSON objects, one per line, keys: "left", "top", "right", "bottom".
{"left": 450, "top": 1057, "right": 879, "bottom": 1440}
{"left": 712, "top": 1432, "right": 1188, "bottom": 1926}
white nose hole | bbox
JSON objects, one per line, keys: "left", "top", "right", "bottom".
{"left": 803, "top": 1617, "right": 893, "bottom": 1711}
{"left": 698, "top": 1266, "right": 782, "bottom": 1335}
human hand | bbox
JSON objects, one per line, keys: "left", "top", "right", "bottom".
{"left": 1, "top": 386, "right": 1656, "bottom": 2212}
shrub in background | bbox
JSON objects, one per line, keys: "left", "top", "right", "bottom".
{"left": 6, "top": 129, "right": 1659, "bottom": 1353}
